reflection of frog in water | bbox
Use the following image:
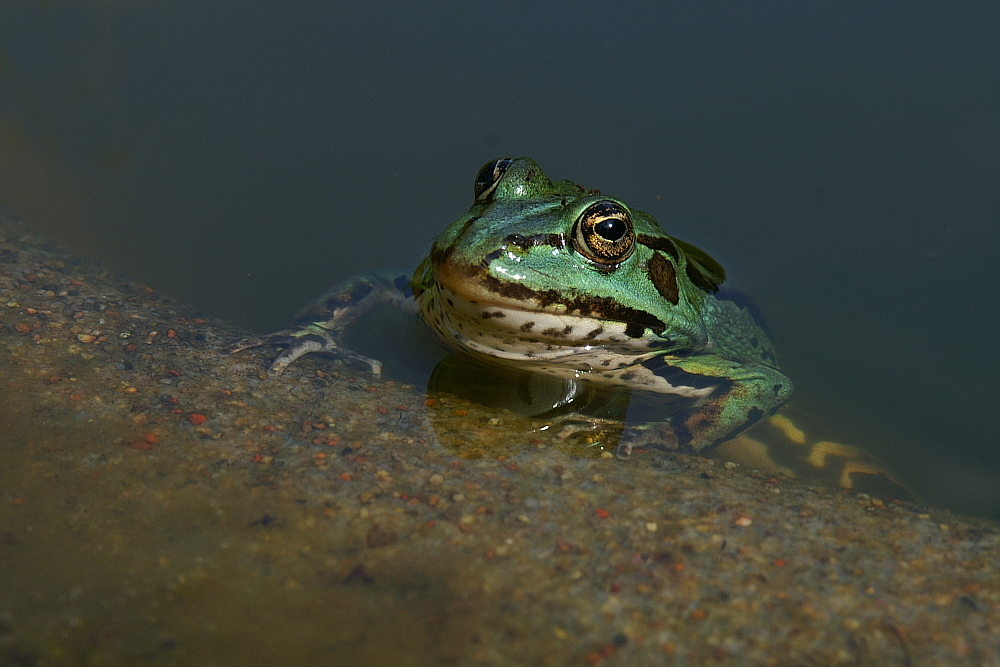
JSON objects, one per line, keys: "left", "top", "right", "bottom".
{"left": 230, "top": 158, "right": 907, "bottom": 497}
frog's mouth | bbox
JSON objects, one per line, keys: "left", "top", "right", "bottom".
{"left": 433, "top": 260, "right": 667, "bottom": 340}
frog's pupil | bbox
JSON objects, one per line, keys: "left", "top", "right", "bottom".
{"left": 595, "top": 218, "right": 627, "bottom": 242}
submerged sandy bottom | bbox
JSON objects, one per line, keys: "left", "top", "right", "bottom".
{"left": 1, "top": 209, "right": 997, "bottom": 666}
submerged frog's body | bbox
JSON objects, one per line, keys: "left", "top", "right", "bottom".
{"left": 230, "top": 158, "right": 792, "bottom": 453}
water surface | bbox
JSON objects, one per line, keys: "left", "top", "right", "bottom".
{"left": 1, "top": 2, "right": 996, "bottom": 518}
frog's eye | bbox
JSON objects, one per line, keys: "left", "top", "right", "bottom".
{"left": 572, "top": 201, "right": 635, "bottom": 265}
{"left": 474, "top": 158, "right": 515, "bottom": 202}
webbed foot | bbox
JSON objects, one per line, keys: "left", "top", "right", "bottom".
{"left": 226, "top": 325, "right": 382, "bottom": 376}
{"left": 616, "top": 423, "right": 681, "bottom": 459}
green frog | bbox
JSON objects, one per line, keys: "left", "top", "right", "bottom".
{"left": 228, "top": 157, "right": 793, "bottom": 457}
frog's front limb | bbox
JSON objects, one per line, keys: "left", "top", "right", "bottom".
{"left": 639, "top": 355, "right": 793, "bottom": 452}
{"left": 226, "top": 272, "right": 416, "bottom": 375}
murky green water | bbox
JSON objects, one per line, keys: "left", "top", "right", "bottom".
{"left": 1, "top": 3, "right": 996, "bottom": 519}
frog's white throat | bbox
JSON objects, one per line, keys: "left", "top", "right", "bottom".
{"left": 418, "top": 281, "right": 714, "bottom": 399}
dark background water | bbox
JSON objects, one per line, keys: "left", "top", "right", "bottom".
{"left": 1, "top": 2, "right": 997, "bottom": 519}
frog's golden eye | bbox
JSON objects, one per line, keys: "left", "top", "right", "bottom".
{"left": 474, "top": 158, "right": 515, "bottom": 202}
{"left": 572, "top": 201, "right": 635, "bottom": 265}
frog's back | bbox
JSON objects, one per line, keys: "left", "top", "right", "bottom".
{"left": 701, "top": 288, "right": 780, "bottom": 368}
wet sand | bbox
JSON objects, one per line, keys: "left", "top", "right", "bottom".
{"left": 1, "top": 208, "right": 997, "bottom": 666}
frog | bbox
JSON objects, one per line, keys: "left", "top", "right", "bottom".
{"left": 228, "top": 157, "right": 793, "bottom": 457}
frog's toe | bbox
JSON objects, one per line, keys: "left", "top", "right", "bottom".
{"left": 338, "top": 349, "right": 384, "bottom": 376}
{"left": 268, "top": 335, "right": 383, "bottom": 377}
{"left": 266, "top": 335, "right": 329, "bottom": 375}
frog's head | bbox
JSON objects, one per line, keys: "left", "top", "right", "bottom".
{"left": 415, "top": 158, "right": 725, "bottom": 347}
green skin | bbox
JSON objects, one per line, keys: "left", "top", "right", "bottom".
{"left": 229, "top": 158, "right": 792, "bottom": 454}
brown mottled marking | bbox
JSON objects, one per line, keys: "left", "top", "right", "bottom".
{"left": 637, "top": 234, "right": 680, "bottom": 261}
{"left": 540, "top": 325, "right": 574, "bottom": 338}
{"left": 647, "top": 252, "right": 679, "bottom": 305}
{"left": 685, "top": 261, "right": 717, "bottom": 294}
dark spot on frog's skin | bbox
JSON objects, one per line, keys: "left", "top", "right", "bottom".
{"left": 447, "top": 298, "right": 455, "bottom": 308}
{"left": 624, "top": 322, "right": 646, "bottom": 338}
{"left": 481, "top": 310, "right": 506, "bottom": 319}
{"left": 726, "top": 408, "right": 766, "bottom": 442}
{"left": 584, "top": 326, "right": 604, "bottom": 340}
{"left": 640, "top": 357, "right": 722, "bottom": 390}
{"left": 541, "top": 325, "right": 574, "bottom": 338}
{"left": 646, "top": 252, "right": 679, "bottom": 305}
{"left": 773, "top": 384, "right": 783, "bottom": 395}
{"left": 637, "top": 234, "right": 680, "bottom": 261}
{"left": 601, "top": 359, "right": 613, "bottom": 366}
{"left": 520, "top": 321, "right": 535, "bottom": 332}
{"left": 620, "top": 371, "right": 637, "bottom": 381}
{"left": 684, "top": 261, "right": 715, "bottom": 293}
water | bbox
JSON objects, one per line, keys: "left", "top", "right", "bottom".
{"left": 1, "top": 2, "right": 996, "bottom": 519}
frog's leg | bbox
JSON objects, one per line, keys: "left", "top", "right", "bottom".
{"left": 636, "top": 355, "right": 793, "bottom": 453}
{"left": 226, "top": 272, "right": 416, "bottom": 375}
{"left": 709, "top": 411, "right": 913, "bottom": 500}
